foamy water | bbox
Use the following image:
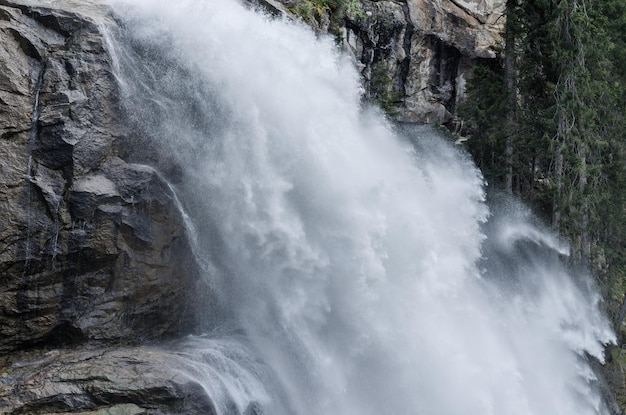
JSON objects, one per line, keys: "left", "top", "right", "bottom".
{"left": 104, "top": 1, "right": 615, "bottom": 413}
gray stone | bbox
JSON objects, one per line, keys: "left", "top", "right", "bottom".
{"left": 0, "top": 346, "right": 217, "bottom": 414}
{"left": 265, "top": 0, "right": 505, "bottom": 123}
{"left": 0, "top": 0, "right": 208, "bottom": 355}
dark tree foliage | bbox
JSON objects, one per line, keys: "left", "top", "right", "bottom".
{"left": 459, "top": 0, "right": 626, "bottom": 328}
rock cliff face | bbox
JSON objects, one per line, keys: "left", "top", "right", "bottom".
{"left": 1, "top": 345, "right": 217, "bottom": 414}
{"left": 402, "top": 0, "right": 504, "bottom": 122}
{"left": 0, "top": 1, "right": 214, "bottom": 413}
{"left": 0, "top": 0, "right": 208, "bottom": 353}
{"left": 261, "top": 0, "right": 505, "bottom": 123}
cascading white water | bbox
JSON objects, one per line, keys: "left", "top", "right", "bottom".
{"left": 105, "top": 0, "right": 616, "bottom": 413}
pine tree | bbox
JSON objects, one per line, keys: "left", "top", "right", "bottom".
{"left": 460, "top": 0, "right": 626, "bottom": 321}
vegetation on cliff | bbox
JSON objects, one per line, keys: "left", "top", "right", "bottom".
{"left": 287, "top": 0, "right": 355, "bottom": 33}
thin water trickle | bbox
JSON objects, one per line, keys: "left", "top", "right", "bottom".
{"left": 23, "top": 64, "right": 46, "bottom": 273}
{"left": 105, "top": 1, "right": 615, "bottom": 414}
{"left": 50, "top": 198, "right": 62, "bottom": 266}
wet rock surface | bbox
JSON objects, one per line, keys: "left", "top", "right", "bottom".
{"left": 0, "top": 345, "right": 217, "bottom": 415}
{"left": 0, "top": 1, "right": 211, "bottom": 412}
{"left": 0, "top": 0, "right": 213, "bottom": 415}
{"left": 0, "top": 0, "right": 206, "bottom": 354}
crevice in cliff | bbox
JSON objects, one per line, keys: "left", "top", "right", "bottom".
{"left": 45, "top": 320, "right": 86, "bottom": 347}
{"left": 427, "top": 34, "right": 462, "bottom": 115}
{"left": 23, "top": 60, "right": 47, "bottom": 275}
{"left": 28, "top": 60, "right": 46, "bottom": 153}
{"left": 0, "top": 7, "right": 11, "bottom": 21}
{"left": 343, "top": 18, "right": 375, "bottom": 69}
{"left": 398, "top": 2, "right": 414, "bottom": 101}
{"left": 6, "top": 27, "right": 41, "bottom": 60}
{"left": 1, "top": 130, "right": 22, "bottom": 140}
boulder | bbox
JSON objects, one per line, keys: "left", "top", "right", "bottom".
{"left": 0, "top": 345, "right": 217, "bottom": 414}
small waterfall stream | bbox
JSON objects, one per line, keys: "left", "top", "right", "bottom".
{"left": 104, "top": 0, "right": 615, "bottom": 413}
{"left": 23, "top": 63, "right": 47, "bottom": 273}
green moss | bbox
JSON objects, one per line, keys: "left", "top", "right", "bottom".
{"left": 345, "top": 0, "right": 365, "bottom": 19}
{"left": 370, "top": 62, "right": 403, "bottom": 118}
{"left": 288, "top": 0, "right": 362, "bottom": 36}
{"left": 290, "top": 1, "right": 315, "bottom": 22}
{"left": 289, "top": 0, "right": 337, "bottom": 20}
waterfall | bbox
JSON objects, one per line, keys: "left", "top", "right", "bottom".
{"left": 104, "top": 0, "right": 615, "bottom": 413}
